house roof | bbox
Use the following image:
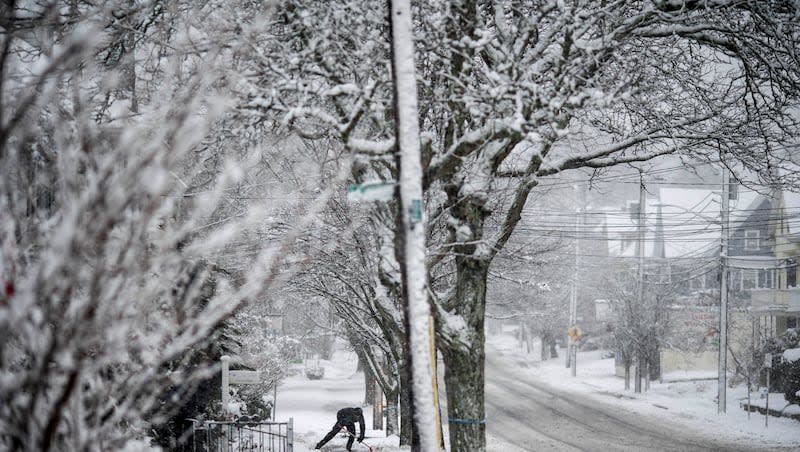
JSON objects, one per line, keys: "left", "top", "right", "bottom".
{"left": 781, "top": 190, "right": 800, "bottom": 239}
{"left": 655, "top": 188, "right": 721, "bottom": 259}
{"left": 604, "top": 186, "right": 770, "bottom": 260}
{"left": 775, "top": 160, "right": 800, "bottom": 239}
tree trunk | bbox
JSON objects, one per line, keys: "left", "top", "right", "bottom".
{"left": 540, "top": 337, "right": 548, "bottom": 361}
{"left": 634, "top": 353, "right": 643, "bottom": 393}
{"left": 521, "top": 324, "right": 531, "bottom": 354}
{"left": 439, "top": 260, "right": 488, "bottom": 452}
{"left": 648, "top": 345, "right": 661, "bottom": 381}
{"left": 526, "top": 328, "right": 533, "bottom": 354}
{"left": 442, "top": 344, "right": 486, "bottom": 452}
{"left": 624, "top": 363, "right": 631, "bottom": 391}
{"left": 364, "top": 363, "right": 375, "bottom": 406}
{"left": 398, "top": 367, "right": 415, "bottom": 446}
{"left": 386, "top": 390, "right": 400, "bottom": 437}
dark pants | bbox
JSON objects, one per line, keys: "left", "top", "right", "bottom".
{"left": 317, "top": 422, "right": 356, "bottom": 450}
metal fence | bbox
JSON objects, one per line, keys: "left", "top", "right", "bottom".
{"left": 185, "top": 419, "right": 293, "bottom": 452}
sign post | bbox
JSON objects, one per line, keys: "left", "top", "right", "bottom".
{"left": 568, "top": 326, "right": 581, "bottom": 376}
{"left": 221, "top": 356, "right": 262, "bottom": 416}
{"left": 764, "top": 353, "right": 772, "bottom": 427}
{"left": 221, "top": 356, "right": 231, "bottom": 410}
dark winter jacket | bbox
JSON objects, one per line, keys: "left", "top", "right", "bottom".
{"left": 337, "top": 407, "right": 365, "bottom": 439}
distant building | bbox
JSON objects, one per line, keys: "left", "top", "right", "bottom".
{"left": 749, "top": 189, "right": 800, "bottom": 335}
{"left": 595, "top": 183, "right": 800, "bottom": 375}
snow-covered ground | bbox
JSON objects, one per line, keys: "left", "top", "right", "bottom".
{"left": 489, "top": 332, "right": 800, "bottom": 449}
{"left": 277, "top": 351, "right": 403, "bottom": 452}
{"left": 277, "top": 346, "right": 521, "bottom": 452}
{"left": 277, "top": 331, "right": 800, "bottom": 451}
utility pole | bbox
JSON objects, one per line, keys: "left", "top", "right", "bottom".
{"left": 567, "top": 184, "right": 584, "bottom": 376}
{"left": 389, "top": 0, "right": 437, "bottom": 449}
{"left": 567, "top": 185, "right": 577, "bottom": 371}
{"left": 635, "top": 169, "right": 646, "bottom": 394}
{"left": 718, "top": 169, "right": 730, "bottom": 413}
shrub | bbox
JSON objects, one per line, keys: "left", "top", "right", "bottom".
{"left": 762, "top": 329, "right": 800, "bottom": 404}
{"left": 778, "top": 347, "right": 800, "bottom": 405}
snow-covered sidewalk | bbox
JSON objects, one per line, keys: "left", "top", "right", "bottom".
{"left": 276, "top": 348, "right": 411, "bottom": 452}
{"left": 276, "top": 346, "right": 524, "bottom": 451}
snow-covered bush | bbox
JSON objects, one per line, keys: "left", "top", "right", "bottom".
{"left": 148, "top": 306, "right": 242, "bottom": 448}
{"left": 0, "top": 2, "right": 337, "bottom": 449}
{"left": 232, "top": 387, "right": 273, "bottom": 421}
{"left": 764, "top": 329, "right": 800, "bottom": 404}
{"left": 780, "top": 348, "right": 800, "bottom": 405}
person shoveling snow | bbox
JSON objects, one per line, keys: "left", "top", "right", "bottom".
{"left": 315, "top": 407, "right": 368, "bottom": 451}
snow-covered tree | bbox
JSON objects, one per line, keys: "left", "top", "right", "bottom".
{"left": 727, "top": 312, "right": 769, "bottom": 403}
{"left": 0, "top": 1, "right": 341, "bottom": 449}
{"left": 294, "top": 195, "right": 415, "bottom": 442}
{"left": 486, "top": 217, "right": 565, "bottom": 359}
{"left": 607, "top": 263, "right": 675, "bottom": 391}
{"left": 237, "top": 1, "right": 800, "bottom": 449}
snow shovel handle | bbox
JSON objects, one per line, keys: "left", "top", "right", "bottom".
{"left": 340, "top": 427, "right": 374, "bottom": 451}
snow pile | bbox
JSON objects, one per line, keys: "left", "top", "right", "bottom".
{"left": 782, "top": 348, "right": 800, "bottom": 363}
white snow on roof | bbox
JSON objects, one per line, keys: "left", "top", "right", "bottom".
{"left": 782, "top": 191, "right": 800, "bottom": 237}
{"left": 776, "top": 160, "right": 800, "bottom": 237}
{"left": 604, "top": 187, "right": 770, "bottom": 259}
{"left": 657, "top": 188, "right": 721, "bottom": 259}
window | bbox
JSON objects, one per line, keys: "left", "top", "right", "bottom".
{"left": 758, "top": 269, "right": 774, "bottom": 289}
{"left": 690, "top": 275, "right": 705, "bottom": 290}
{"left": 744, "top": 230, "right": 760, "bottom": 251}
{"left": 788, "top": 260, "right": 797, "bottom": 288}
{"left": 655, "top": 263, "right": 671, "bottom": 284}
{"left": 741, "top": 269, "right": 757, "bottom": 290}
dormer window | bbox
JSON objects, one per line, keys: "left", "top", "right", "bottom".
{"left": 744, "top": 230, "right": 760, "bottom": 251}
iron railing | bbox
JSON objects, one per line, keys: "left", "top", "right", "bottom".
{"left": 184, "top": 419, "right": 293, "bottom": 452}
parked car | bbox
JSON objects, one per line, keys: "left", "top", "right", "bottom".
{"left": 305, "top": 366, "right": 324, "bottom": 380}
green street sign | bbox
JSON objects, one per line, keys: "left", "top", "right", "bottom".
{"left": 410, "top": 199, "right": 422, "bottom": 223}
{"left": 347, "top": 182, "right": 396, "bottom": 202}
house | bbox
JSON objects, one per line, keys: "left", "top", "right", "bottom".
{"left": 749, "top": 189, "right": 800, "bottom": 336}
{"left": 604, "top": 186, "right": 769, "bottom": 291}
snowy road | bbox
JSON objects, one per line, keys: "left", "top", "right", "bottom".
{"left": 485, "top": 349, "right": 776, "bottom": 451}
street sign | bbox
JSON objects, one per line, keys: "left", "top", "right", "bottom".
{"left": 410, "top": 199, "right": 423, "bottom": 223}
{"left": 229, "top": 370, "right": 261, "bottom": 385}
{"left": 764, "top": 353, "right": 772, "bottom": 369}
{"left": 347, "top": 182, "right": 395, "bottom": 202}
